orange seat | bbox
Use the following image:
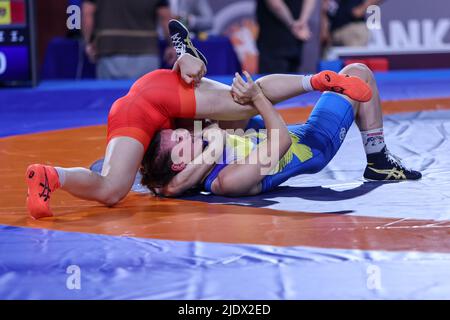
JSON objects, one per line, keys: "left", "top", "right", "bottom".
{"left": 344, "top": 58, "right": 390, "bottom": 72}
{"left": 367, "top": 58, "right": 390, "bottom": 72}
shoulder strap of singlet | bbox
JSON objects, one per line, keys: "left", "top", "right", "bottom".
{"left": 202, "top": 163, "right": 229, "bottom": 193}
{"left": 202, "top": 147, "right": 230, "bottom": 192}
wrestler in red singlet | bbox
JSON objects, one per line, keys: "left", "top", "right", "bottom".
{"left": 107, "top": 69, "right": 197, "bottom": 150}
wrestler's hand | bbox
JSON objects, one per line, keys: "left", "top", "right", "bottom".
{"left": 172, "top": 53, "right": 207, "bottom": 85}
{"left": 231, "top": 71, "right": 263, "bottom": 104}
{"left": 231, "top": 73, "right": 251, "bottom": 105}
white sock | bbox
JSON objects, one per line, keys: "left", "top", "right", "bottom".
{"left": 54, "top": 167, "right": 67, "bottom": 187}
{"left": 301, "top": 75, "right": 314, "bottom": 92}
{"left": 361, "top": 128, "right": 385, "bottom": 154}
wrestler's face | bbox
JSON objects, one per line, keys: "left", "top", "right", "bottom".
{"left": 159, "top": 129, "right": 203, "bottom": 164}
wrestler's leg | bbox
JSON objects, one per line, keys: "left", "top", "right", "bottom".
{"left": 194, "top": 78, "right": 258, "bottom": 120}
{"left": 60, "top": 137, "right": 144, "bottom": 205}
{"left": 191, "top": 69, "right": 370, "bottom": 125}
{"left": 26, "top": 137, "right": 144, "bottom": 218}
{"left": 255, "top": 70, "right": 372, "bottom": 105}
{"left": 338, "top": 63, "right": 421, "bottom": 180}
{"left": 338, "top": 63, "right": 383, "bottom": 131}
{"left": 255, "top": 66, "right": 374, "bottom": 192}
{"left": 192, "top": 75, "right": 313, "bottom": 126}
{"left": 256, "top": 74, "right": 311, "bottom": 104}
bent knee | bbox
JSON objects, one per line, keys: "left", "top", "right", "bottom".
{"left": 308, "top": 152, "right": 331, "bottom": 174}
{"left": 308, "top": 162, "right": 327, "bottom": 174}
{"left": 340, "top": 63, "right": 373, "bottom": 81}
{"left": 214, "top": 174, "right": 246, "bottom": 196}
{"left": 98, "top": 187, "right": 129, "bottom": 206}
{"left": 214, "top": 174, "right": 233, "bottom": 195}
{"left": 343, "top": 62, "right": 370, "bottom": 73}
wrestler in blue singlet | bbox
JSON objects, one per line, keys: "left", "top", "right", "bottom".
{"left": 203, "top": 93, "right": 354, "bottom": 193}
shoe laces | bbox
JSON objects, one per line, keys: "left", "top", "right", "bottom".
{"left": 171, "top": 33, "right": 186, "bottom": 56}
{"left": 385, "top": 148, "right": 409, "bottom": 170}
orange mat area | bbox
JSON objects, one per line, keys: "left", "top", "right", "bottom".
{"left": 279, "top": 97, "right": 450, "bottom": 121}
{"left": 1, "top": 99, "right": 450, "bottom": 252}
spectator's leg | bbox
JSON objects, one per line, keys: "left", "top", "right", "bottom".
{"left": 96, "top": 57, "right": 116, "bottom": 80}
{"left": 125, "top": 55, "right": 160, "bottom": 78}
{"left": 287, "top": 56, "right": 298, "bottom": 73}
{"left": 350, "top": 22, "right": 370, "bottom": 47}
{"left": 96, "top": 56, "right": 129, "bottom": 80}
{"left": 258, "top": 51, "right": 289, "bottom": 74}
{"left": 97, "top": 55, "right": 160, "bottom": 80}
{"left": 332, "top": 22, "right": 369, "bottom": 47}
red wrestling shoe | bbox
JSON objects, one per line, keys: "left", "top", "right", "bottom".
{"left": 311, "top": 70, "right": 372, "bottom": 102}
{"left": 25, "top": 164, "right": 60, "bottom": 219}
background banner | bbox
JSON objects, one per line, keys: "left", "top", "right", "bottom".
{"left": 207, "top": 0, "right": 450, "bottom": 72}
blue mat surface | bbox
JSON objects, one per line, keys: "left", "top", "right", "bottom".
{"left": 1, "top": 69, "right": 450, "bottom": 138}
{"left": 1, "top": 224, "right": 449, "bottom": 299}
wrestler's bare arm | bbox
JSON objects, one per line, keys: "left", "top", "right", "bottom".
{"left": 173, "top": 53, "right": 207, "bottom": 85}
{"left": 211, "top": 73, "right": 292, "bottom": 196}
{"left": 160, "top": 125, "right": 225, "bottom": 197}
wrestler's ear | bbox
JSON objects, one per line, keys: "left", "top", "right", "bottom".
{"left": 171, "top": 162, "right": 186, "bottom": 172}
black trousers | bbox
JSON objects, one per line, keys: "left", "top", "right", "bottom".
{"left": 258, "top": 46, "right": 303, "bottom": 74}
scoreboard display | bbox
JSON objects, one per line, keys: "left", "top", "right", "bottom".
{"left": 0, "top": 0, "right": 37, "bottom": 86}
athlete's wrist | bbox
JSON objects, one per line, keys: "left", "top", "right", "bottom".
{"left": 251, "top": 92, "right": 267, "bottom": 104}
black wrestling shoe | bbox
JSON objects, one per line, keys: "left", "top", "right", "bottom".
{"left": 363, "top": 146, "right": 422, "bottom": 181}
{"left": 169, "top": 19, "right": 208, "bottom": 66}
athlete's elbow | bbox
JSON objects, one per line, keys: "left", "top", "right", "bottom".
{"left": 162, "top": 185, "right": 182, "bottom": 197}
{"left": 276, "top": 134, "right": 292, "bottom": 157}
{"left": 255, "top": 78, "right": 276, "bottom": 104}
{"left": 281, "top": 135, "right": 292, "bottom": 154}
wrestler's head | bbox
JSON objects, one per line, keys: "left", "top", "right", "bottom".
{"left": 140, "top": 128, "right": 203, "bottom": 189}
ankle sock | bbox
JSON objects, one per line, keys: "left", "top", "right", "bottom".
{"left": 54, "top": 167, "right": 66, "bottom": 187}
{"left": 361, "top": 128, "right": 385, "bottom": 155}
{"left": 301, "top": 75, "right": 314, "bottom": 92}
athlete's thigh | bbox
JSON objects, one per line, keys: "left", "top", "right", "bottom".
{"left": 194, "top": 78, "right": 257, "bottom": 120}
{"left": 101, "top": 137, "right": 145, "bottom": 195}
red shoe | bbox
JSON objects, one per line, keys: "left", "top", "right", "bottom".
{"left": 25, "top": 164, "right": 60, "bottom": 219}
{"left": 311, "top": 70, "right": 373, "bottom": 102}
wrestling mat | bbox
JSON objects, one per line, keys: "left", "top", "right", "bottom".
{"left": 0, "top": 70, "right": 449, "bottom": 299}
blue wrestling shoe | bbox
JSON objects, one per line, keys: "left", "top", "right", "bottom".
{"left": 169, "top": 19, "right": 208, "bottom": 66}
{"left": 363, "top": 146, "right": 422, "bottom": 181}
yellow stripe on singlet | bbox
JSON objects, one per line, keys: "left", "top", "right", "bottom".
{"left": 224, "top": 133, "right": 313, "bottom": 175}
